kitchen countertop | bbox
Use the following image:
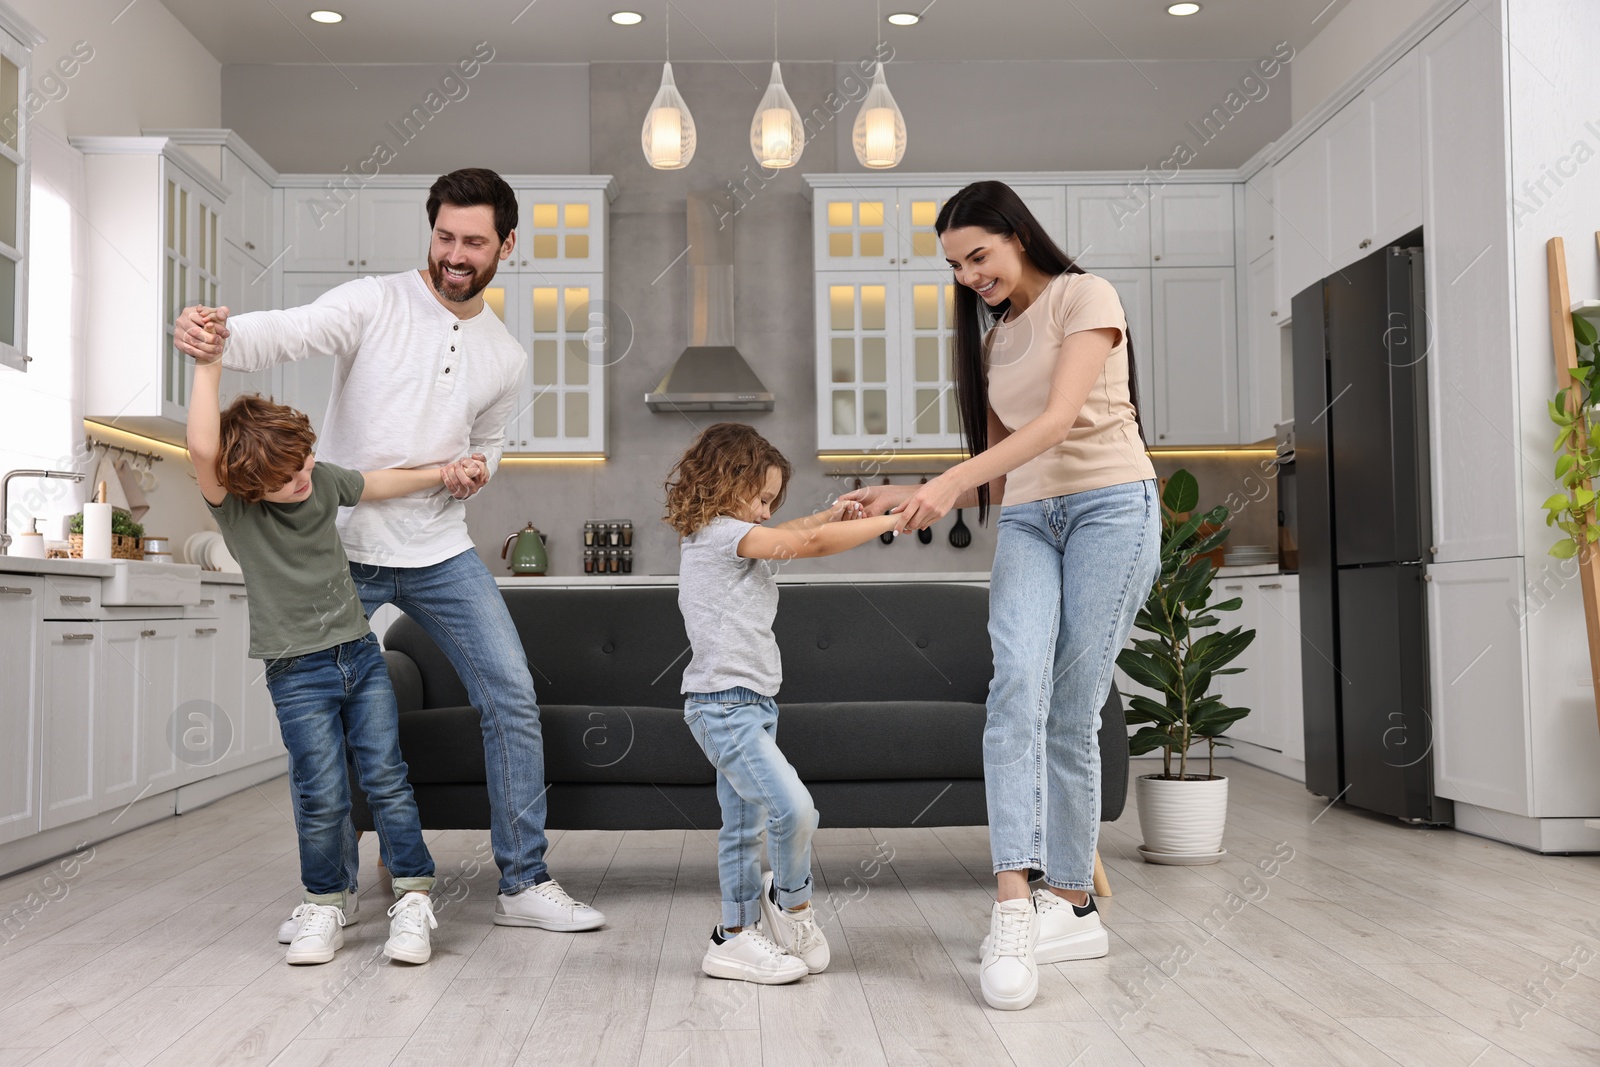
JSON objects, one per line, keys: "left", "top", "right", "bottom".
{"left": 495, "top": 565, "right": 1286, "bottom": 588}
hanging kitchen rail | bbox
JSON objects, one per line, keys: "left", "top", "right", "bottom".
{"left": 84, "top": 435, "right": 165, "bottom": 466}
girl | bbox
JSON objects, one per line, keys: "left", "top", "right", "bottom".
{"left": 665, "top": 423, "right": 900, "bottom": 985}
{"left": 844, "top": 181, "right": 1160, "bottom": 1011}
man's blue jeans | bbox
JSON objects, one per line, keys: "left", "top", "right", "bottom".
{"left": 266, "top": 633, "right": 434, "bottom": 903}
{"left": 350, "top": 549, "right": 552, "bottom": 895}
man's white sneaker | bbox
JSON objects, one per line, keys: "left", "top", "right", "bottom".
{"left": 278, "top": 891, "right": 355, "bottom": 944}
{"left": 979, "top": 898, "right": 1039, "bottom": 1010}
{"left": 757, "top": 871, "right": 830, "bottom": 973}
{"left": 383, "top": 892, "right": 438, "bottom": 964}
{"left": 285, "top": 903, "right": 346, "bottom": 965}
{"left": 700, "top": 925, "right": 808, "bottom": 985}
{"left": 493, "top": 879, "right": 605, "bottom": 931}
{"left": 980, "top": 888, "right": 1108, "bottom": 964}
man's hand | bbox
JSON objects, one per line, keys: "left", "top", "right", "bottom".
{"left": 441, "top": 453, "right": 491, "bottom": 499}
{"left": 174, "top": 305, "right": 231, "bottom": 364}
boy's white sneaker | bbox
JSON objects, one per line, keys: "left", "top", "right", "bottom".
{"left": 383, "top": 892, "right": 437, "bottom": 965}
{"left": 493, "top": 879, "right": 605, "bottom": 931}
{"left": 758, "top": 872, "right": 830, "bottom": 973}
{"left": 979, "top": 898, "right": 1039, "bottom": 1010}
{"left": 980, "top": 888, "right": 1108, "bottom": 964}
{"left": 279, "top": 891, "right": 355, "bottom": 944}
{"left": 700, "top": 924, "right": 808, "bottom": 985}
{"left": 285, "top": 903, "right": 346, "bottom": 965}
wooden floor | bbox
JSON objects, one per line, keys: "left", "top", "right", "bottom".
{"left": 2, "top": 762, "right": 1598, "bottom": 1066}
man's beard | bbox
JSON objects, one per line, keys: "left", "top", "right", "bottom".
{"left": 428, "top": 254, "right": 498, "bottom": 303}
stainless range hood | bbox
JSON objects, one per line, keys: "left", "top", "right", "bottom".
{"left": 645, "top": 193, "right": 774, "bottom": 413}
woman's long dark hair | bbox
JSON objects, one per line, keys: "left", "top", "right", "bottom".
{"left": 935, "top": 180, "right": 1143, "bottom": 523}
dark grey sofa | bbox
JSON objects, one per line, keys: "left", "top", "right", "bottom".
{"left": 353, "top": 583, "right": 1128, "bottom": 832}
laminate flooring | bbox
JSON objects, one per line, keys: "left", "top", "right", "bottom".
{"left": 2, "top": 762, "right": 1597, "bottom": 1066}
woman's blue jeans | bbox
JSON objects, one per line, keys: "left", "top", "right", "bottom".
{"left": 985, "top": 480, "right": 1159, "bottom": 891}
{"left": 266, "top": 633, "right": 435, "bottom": 903}
{"left": 685, "top": 687, "right": 818, "bottom": 929}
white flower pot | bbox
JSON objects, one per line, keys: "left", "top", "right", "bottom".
{"left": 1135, "top": 773, "right": 1229, "bottom": 861}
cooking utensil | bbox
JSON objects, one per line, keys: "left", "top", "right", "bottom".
{"left": 916, "top": 478, "right": 933, "bottom": 544}
{"left": 502, "top": 521, "right": 550, "bottom": 575}
{"left": 879, "top": 477, "right": 896, "bottom": 544}
{"left": 948, "top": 509, "right": 972, "bottom": 549}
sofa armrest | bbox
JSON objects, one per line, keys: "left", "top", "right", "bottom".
{"left": 383, "top": 649, "right": 425, "bottom": 713}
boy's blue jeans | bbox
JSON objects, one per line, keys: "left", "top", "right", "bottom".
{"left": 266, "top": 632, "right": 434, "bottom": 904}
{"left": 684, "top": 687, "right": 817, "bottom": 929}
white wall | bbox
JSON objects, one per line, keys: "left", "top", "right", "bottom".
{"left": 1290, "top": 0, "right": 1436, "bottom": 122}
{"left": 9, "top": 0, "right": 220, "bottom": 137}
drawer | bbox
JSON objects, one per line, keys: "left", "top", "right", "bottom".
{"left": 0, "top": 576, "right": 44, "bottom": 604}
{"left": 42, "top": 576, "right": 101, "bottom": 620}
{"left": 186, "top": 591, "right": 222, "bottom": 618}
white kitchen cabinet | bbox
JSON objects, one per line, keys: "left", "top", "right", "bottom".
{"left": 815, "top": 272, "right": 901, "bottom": 450}
{"left": 1243, "top": 177, "right": 1275, "bottom": 264}
{"left": 897, "top": 272, "right": 962, "bottom": 448}
{"left": 1212, "top": 576, "right": 1265, "bottom": 747}
{"left": 274, "top": 272, "right": 352, "bottom": 438}
{"left": 1151, "top": 267, "right": 1239, "bottom": 445}
{"left": 1367, "top": 48, "right": 1424, "bottom": 249}
{"left": 0, "top": 579, "right": 41, "bottom": 844}
{"left": 1427, "top": 557, "right": 1530, "bottom": 815}
{"left": 219, "top": 241, "right": 280, "bottom": 410}
{"left": 96, "top": 622, "right": 144, "bottom": 813}
{"left": 1324, "top": 97, "right": 1377, "bottom": 270}
{"left": 0, "top": 26, "right": 35, "bottom": 373}
{"left": 176, "top": 622, "right": 225, "bottom": 783}
{"left": 1241, "top": 251, "right": 1284, "bottom": 443}
{"left": 1273, "top": 130, "right": 1334, "bottom": 314}
{"left": 1150, "top": 184, "right": 1234, "bottom": 267}
{"left": 284, "top": 186, "right": 360, "bottom": 272}
{"left": 1258, "top": 577, "right": 1303, "bottom": 763}
{"left": 505, "top": 273, "right": 608, "bottom": 455}
{"left": 1095, "top": 267, "right": 1155, "bottom": 446}
{"left": 130, "top": 621, "right": 184, "bottom": 801}
{"left": 512, "top": 188, "right": 606, "bottom": 273}
{"left": 76, "top": 138, "right": 226, "bottom": 440}
{"left": 356, "top": 187, "right": 431, "bottom": 273}
{"left": 214, "top": 586, "right": 282, "bottom": 769}
{"left": 813, "top": 183, "right": 1063, "bottom": 272}
{"left": 1067, "top": 185, "right": 1150, "bottom": 269}
{"left": 39, "top": 623, "right": 99, "bottom": 830}
{"left": 222, "top": 148, "right": 277, "bottom": 267}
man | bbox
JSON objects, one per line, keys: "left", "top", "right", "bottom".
{"left": 175, "top": 167, "right": 604, "bottom": 937}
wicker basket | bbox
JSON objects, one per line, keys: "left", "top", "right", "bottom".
{"left": 68, "top": 533, "right": 144, "bottom": 560}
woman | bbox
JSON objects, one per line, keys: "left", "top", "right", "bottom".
{"left": 844, "top": 181, "right": 1159, "bottom": 1012}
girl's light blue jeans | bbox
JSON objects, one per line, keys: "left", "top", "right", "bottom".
{"left": 684, "top": 687, "right": 818, "bottom": 929}
{"left": 985, "top": 480, "right": 1160, "bottom": 891}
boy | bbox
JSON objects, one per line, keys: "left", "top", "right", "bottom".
{"left": 187, "top": 349, "right": 456, "bottom": 966}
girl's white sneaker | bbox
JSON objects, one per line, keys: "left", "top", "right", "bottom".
{"left": 285, "top": 903, "right": 346, "bottom": 965}
{"left": 384, "top": 892, "right": 437, "bottom": 964}
{"left": 700, "top": 924, "right": 808, "bottom": 985}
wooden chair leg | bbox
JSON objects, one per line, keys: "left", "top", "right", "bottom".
{"left": 1092, "top": 847, "right": 1112, "bottom": 898}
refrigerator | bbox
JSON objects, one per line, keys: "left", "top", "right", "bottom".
{"left": 1291, "top": 236, "right": 1452, "bottom": 824}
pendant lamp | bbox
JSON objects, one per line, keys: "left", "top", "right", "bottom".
{"left": 750, "top": 4, "right": 804, "bottom": 168}
{"left": 852, "top": 2, "right": 905, "bottom": 169}
{"left": 642, "top": 5, "right": 695, "bottom": 169}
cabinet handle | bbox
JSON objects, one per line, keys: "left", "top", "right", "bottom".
{"left": 1259, "top": 582, "right": 1281, "bottom": 589}
{"left": 1270, "top": 311, "right": 1278, "bottom": 317}
{"left": 63, "top": 633, "right": 95, "bottom": 642}
{"left": 1223, "top": 583, "right": 1245, "bottom": 590}
{"left": 230, "top": 592, "right": 248, "bottom": 600}
{"left": 521, "top": 259, "right": 528, "bottom": 266}
{"left": 140, "top": 629, "right": 156, "bottom": 637}
{"left": 59, "top": 595, "right": 92, "bottom": 604}
{"left": 360, "top": 259, "right": 367, "bottom": 266}
{"left": 199, "top": 599, "right": 214, "bottom": 606}
{"left": 245, "top": 241, "right": 256, "bottom": 250}
{"left": 1153, "top": 254, "right": 1162, "bottom": 261}
{"left": 1359, "top": 238, "right": 1372, "bottom": 249}
{"left": 0, "top": 586, "right": 33, "bottom": 595}
{"left": 194, "top": 627, "right": 218, "bottom": 635}
{"left": 347, "top": 260, "right": 354, "bottom": 266}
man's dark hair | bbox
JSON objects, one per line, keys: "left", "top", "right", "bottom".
{"left": 427, "top": 168, "right": 518, "bottom": 243}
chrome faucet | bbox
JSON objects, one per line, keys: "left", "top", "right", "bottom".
{"left": 1, "top": 470, "right": 86, "bottom": 554}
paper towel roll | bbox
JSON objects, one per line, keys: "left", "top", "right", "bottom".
{"left": 82, "top": 502, "right": 113, "bottom": 560}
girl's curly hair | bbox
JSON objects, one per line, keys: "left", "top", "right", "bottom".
{"left": 216, "top": 394, "right": 317, "bottom": 504}
{"left": 664, "top": 423, "right": 792, "bottom": 537}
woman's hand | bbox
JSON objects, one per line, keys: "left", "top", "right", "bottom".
{"left": 892, "top": 474, "right": 962, "bottom": 533}
{"left": 839, "top": 482, "right": 916, "bottom": 517}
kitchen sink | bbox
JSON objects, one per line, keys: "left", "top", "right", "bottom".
{"left": 102, "top": 559, "right": 203, "bottom": 606}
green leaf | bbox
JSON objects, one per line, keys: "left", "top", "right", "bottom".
{"left": 1127, "top": 727, "right": 1174, "bottom": 756}
{"left": 1552, "top": 539, "right": 1578, "bottom": 559}
{"left": 1544, "top": 493, "right": 1574, "bottom": 512}
{"left": 1574, "top": 312, "right": 1599, "bottom": 348}
{"left": 1162, "top": 469, "right": 1200, "bottom": 515}
{"left": 1126, "top": 694, "right": 1179, "bottom": 725}
{"left": 1550, "top": 398, "right": 1575, "bottom": 426}
{"left": 1116, "top": 649, "right": 1177, "bottom": 693}
{"left": 1210, "top": 597, "right": 1244, "bottom": 612}
{"left": 1576, "top": 487, "right": 1595, "bottom": 508}
{"left": 1557, "top": 454, "right": 1576, "bottom": 479}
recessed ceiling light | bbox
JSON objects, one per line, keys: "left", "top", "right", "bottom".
{"left": 1166, "top": 2, "right": 1201, "bottom": 14}
{"left": 308, "top": 9, "right": 342, "bottom": 23}
{"left": 610, "top": 11, "right": 644, "bottom": 25}
{"left": 886, "top": 12, "right": 920, "bottom": 26}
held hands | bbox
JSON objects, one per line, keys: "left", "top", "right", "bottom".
{"left": 838, "top": 481, "right": 916, "bottom": 517}
{"left": 889, "top": 474, "right": 961, "bottom": 534}
{"left": 175, "top": 305, "right": 231, "bottom": 364}
{"left": 827, "top": 498, "right": 868, "bottom": 522}
{"left": 441, "top": 453, "right": 490, "bottom": 499}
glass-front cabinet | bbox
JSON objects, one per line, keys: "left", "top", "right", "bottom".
{"left": 512, "top": 189, "right": 605, "bottom": 273}
{"left": 501, "top": 275, "right": 607, "bottom": 455}
{"left": 813, "top": 185, "right": 1063, "bottom": 272}
{"left": 0, "top": 18, "right": 36, "bottom": 374}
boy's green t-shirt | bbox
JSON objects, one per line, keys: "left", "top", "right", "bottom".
{"left": 206, "top": 461, "right": 371, "bottom": 662}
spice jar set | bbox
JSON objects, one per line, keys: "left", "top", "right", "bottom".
{"left": 583, "top": 519, "right": 634, "bottom": 574}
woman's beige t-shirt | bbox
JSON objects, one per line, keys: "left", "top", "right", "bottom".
{"left": 986, "top": 271, "right": 1156, "bottom": 505}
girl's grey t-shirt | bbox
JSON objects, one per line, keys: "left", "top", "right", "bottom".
{"left": 678, "top": 515, "right": 782, "bottom": 697}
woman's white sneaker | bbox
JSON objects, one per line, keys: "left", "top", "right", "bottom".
{"left": 383, "top": 892, "right": 438, "bottom": 964}
{"left": 757, "top": 872, "right": 830, "bottom": 973}
{"left": 279, "top": 891, "right": 355, "bottom": 944}
{"left": 701, "top": 924, "right": 808, "bottom": 985}
{"left": 285, "top": 903, "right": 346, "bottom": 965}
{"left": 979, "top": 899, "right": 1039, "bottom": 1010}
{"left": 1030, "top": 888, "right": 1109, "bottom": 963}
{"left": 493, "top": 879, "right": 606, "bottom": 931}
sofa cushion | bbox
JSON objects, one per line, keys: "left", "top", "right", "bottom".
{"left": 775, "top": 702, "right": 986, "bottom": 781}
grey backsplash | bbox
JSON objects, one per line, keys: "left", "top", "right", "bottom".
{"left": 462, "top": 61, "right": 1274, "bottom": 579}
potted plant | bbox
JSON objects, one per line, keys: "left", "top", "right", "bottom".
{"left": 68, "top": 508, "right": 145, "bottom": 560}
{"left": 1115, "top": 469, "right": 1256, "bottom": 864}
